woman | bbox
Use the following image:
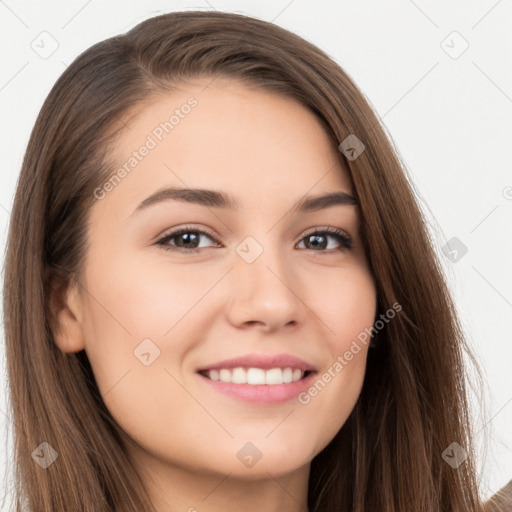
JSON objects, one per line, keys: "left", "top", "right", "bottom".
{"left": 2, "top": 10, "right": 496, "bottom": 512}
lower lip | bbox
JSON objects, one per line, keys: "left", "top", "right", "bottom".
{"left": 197, "top": 371, "right": 317, "bottom": 404}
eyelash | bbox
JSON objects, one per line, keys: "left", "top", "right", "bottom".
{"left": 155, "top": 225, "right": 353, "bottom": 254}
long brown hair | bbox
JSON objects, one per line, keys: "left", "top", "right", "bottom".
{"left": 2, "top": 10, "right": 489, "bottom": 511}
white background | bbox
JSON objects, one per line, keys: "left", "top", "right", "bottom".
{"left": 0, "top": 0, "right": 511, "bottom": 509}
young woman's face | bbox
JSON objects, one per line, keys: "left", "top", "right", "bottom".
{"left": 58, "top": 78, "right": 377, "bottom": 483}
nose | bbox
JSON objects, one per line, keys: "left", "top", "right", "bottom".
{"left": 224, "top": 241, "right": 306, "bottom": 333}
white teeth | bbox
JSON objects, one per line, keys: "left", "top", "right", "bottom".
{"left": 231, "top": 367, "right": 246, "bottom": 384}
{"left": 204, "top": 367, "right": 306, "bottom": 385}
{"left": 247, "top": 368, "right": 266, "bottom": 385}
{"left": 209, "top": 369, "right": 220, "bottom": 381}
{"left": 282, "top": 367, "right": 293, "bottom": 383}
{"left": 265, "top": 368, "right": 283, "bottom": 385}
{"left": 219, "top": 369, "right": 231, "bottom": 382}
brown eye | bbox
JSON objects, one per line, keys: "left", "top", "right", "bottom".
{"left": 156, "top": 226, "right": 220, "bottom": 252}
{"left": 297, "top": 228, "right": 353, "bottom": 252}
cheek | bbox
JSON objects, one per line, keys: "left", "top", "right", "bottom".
{"left": 79, "top": 252, "right": 220, "bottom": 397}
{"left": 310, "top": 262, "right": 378, "bottom": 350}
{"left": 294, "top": 264, "right": 376, "bottom": 448}
{"left": 85, "top": 251, "right": 212, "bottom": 341}
{"left": 79, "top": 257, "right": 202, "bottom": 447}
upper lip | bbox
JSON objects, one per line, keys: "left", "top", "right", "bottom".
{"left": 197, "top": 353, "right": 318, "bottom": 372}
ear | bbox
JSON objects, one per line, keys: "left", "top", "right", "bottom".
{"left": 48, "top": 273, "right": 86, "bottom": 354}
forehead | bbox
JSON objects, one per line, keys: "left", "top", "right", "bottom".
{"left": 100, "top": 78, "right": 353, "bottom": 217}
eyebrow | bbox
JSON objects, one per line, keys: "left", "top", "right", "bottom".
{"left": 130, "top": 187, "right": 358, "bottom": 217}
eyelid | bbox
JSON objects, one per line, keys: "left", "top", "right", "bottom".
{"left": 301, "top": 225, "right": 352, "bottom": 240}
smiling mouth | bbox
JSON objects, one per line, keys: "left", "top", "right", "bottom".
{"left": 198, "top": 367, "right": 314, "bottom": 385}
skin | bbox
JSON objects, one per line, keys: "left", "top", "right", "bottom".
{"left": 51, "top": 77, "right": 377, "bottom": 512}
